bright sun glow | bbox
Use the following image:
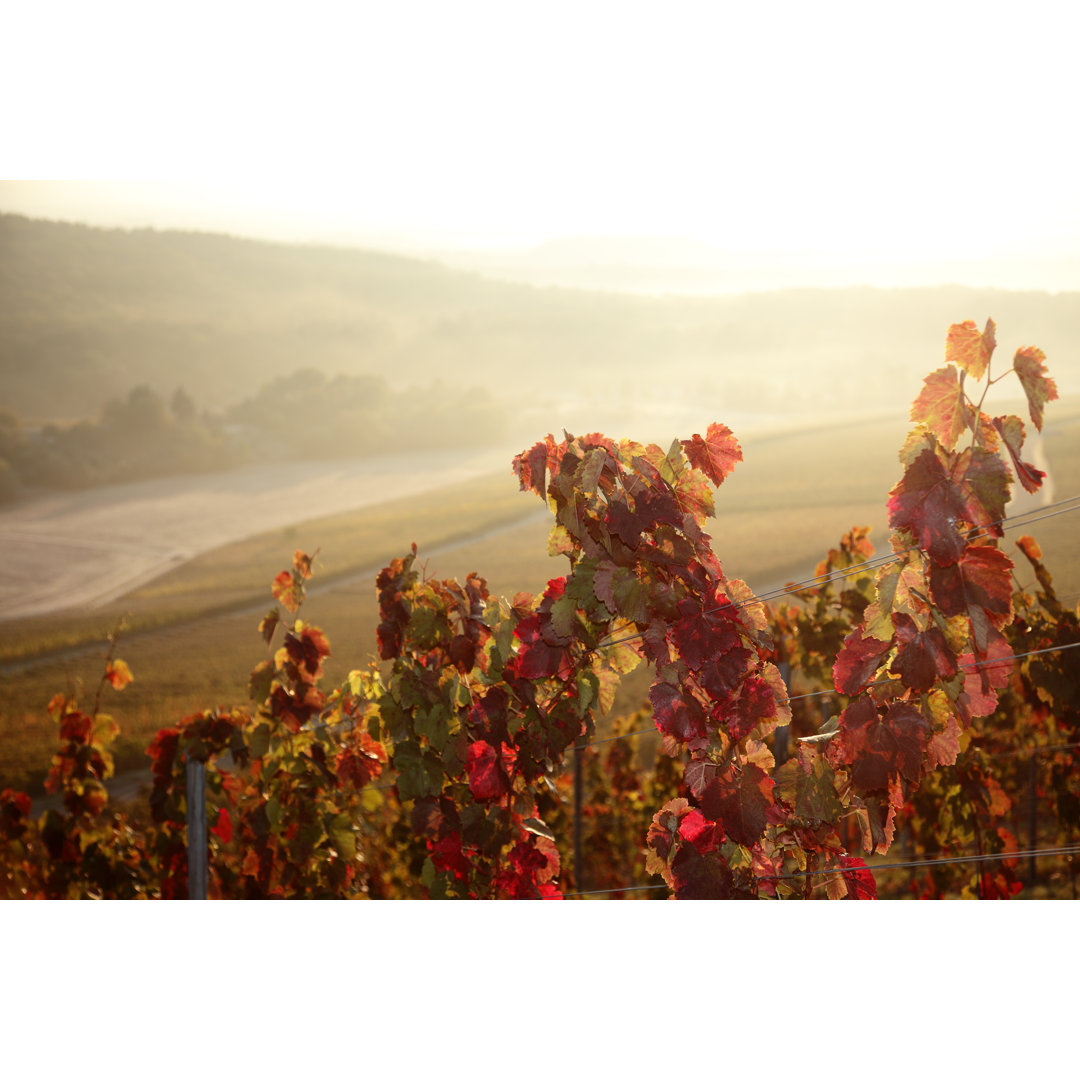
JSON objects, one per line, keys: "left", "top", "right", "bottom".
{"left": 3, "top": 1, "right": 1078, "bottom": 288}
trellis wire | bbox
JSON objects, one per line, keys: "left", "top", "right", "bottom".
{"left": 552, "top": 844, "right": 1080, "bottom": 899}
{"left": 587, "top": 639, "right": 1080, "bottom": 747}
{"left": 596, "top": 492, "right": 1080, "bottom": 653}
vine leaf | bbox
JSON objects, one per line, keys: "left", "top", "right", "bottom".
{"left": 649, "top": 681, "right": 708, "bottom": 741}
{"left": 293, "top": 549, "right": 314, "bottom": 580}
{"left": 699, "top": 763, "right": 774, "bottom": 847}
{"left": 925, "top": 691, "right": 962, "bottom": 766}
{"left": 838, "top": 696, "right": 930, "bottom": 793}
{"left": 774, "top": 746, "right": 844, "bottom": 824}
{"left": 838, "top": 856, "right": 877, "bottom": 900}
{"left": 910, "top": 366, "right": 972, "bottom": 449}
{"left": 717, "top": 674, "right": 780, "bottom": 741}
{"left": 513, "top": 614, "right": 571, "bottom": 680}
{"left": 105, "top": 659, "right": 133, "bottom": 690}
{"left": 889, "top": 613, "right": 958, "bottom": 692}
{"left": 928, "top": 544, "right": 1014, "bottom": 626}
{"left": 833, "top": 625, "right": 892, "bottom": 696}
{"left": 1013, "top": 346, "right": 1058, "bottom": 431}
{"left": 210, "top": 806, "right": 233, "bottom": 844}
{"left": 887, "top": 447, "right": 968, "bottom": 566}
{"left": 670, "top": 844, "right": 734, "bottom": 899}
{"left": 259, "top": 608, "right": 281, "bottom": 645}
{"left": 678, "top": 807, "right": 724, "bottom": 851}
{"left": 592, "top": 564, "right": 650, "bottom": 624}
{"left": 945, "top": 318, "right": 996, "bottom": 380}
{"left": 959, "top": 636, "right": 1013, "bottom": 717}
{"left": 992, "top": 415, "right": 1046, "bottom": 494}
{"left": 684, "top": 757, "right": 721, "bottom": 798}
{"left": 672, "top": 599, "right": 741, "bottom": 671}
{"left": 272, "top": 569, "right": 303, "bottom": 613}
{"left": 955, "top": 445, "right": 1011, "bottom": 534}
{"left": 680, "top": 422, "right": 742, "bottom": 487}
{"left": 466, "top": 741, "right": 513, "bottom": 801}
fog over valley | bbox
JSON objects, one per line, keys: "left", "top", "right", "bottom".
{"left": 3, "top": 213, "right": 1077, "bottom": 442}
{"left": 1, "top": 213, "right": 1077, "bottom": 623}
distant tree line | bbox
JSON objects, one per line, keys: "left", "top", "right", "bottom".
{"left": 226, "top": 369, "right": 508, "bottom": 460}
{"left": 0, "top": 386, "right": 244, "bottom": 500}
{"left": 0, "top": 371, "right": 509, "bottom": 502}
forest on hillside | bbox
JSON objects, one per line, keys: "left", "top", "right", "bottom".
{"left": 0, "top": 369, "right": 507, "bottom": 501}
{"left": 3, "top": 213, "right": 1079, "bottom": 434}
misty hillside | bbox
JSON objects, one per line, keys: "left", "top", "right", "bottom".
{"left": 2, "top": 213, "right": 1078, "bottom": 433}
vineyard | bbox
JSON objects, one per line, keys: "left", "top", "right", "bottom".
{"left": 2, "top": 318, "right": 1078, "bottom": 899}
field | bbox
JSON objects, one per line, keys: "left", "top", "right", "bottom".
{"left": 3, "top": 401, "right": 1079, "bottom": 800}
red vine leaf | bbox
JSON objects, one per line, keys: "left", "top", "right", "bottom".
{"left": 887, "top": 448, "right": 968, "bottom": 566}
{"left": 671, "top": 598, "right": 742, "bottom": 671}
{"left": 513, "top": 434, "right": 562, "bottom": 497}
{"left": 428, "top": 832, "right": 470, "bottom": 883}
{"left": 958, "top": 635, "right": 1013, "bottom": 716}
{"left": 833, "top": 625, "right": 893, "bottom": 696}
{"left": 336, "top": 733, "right": 387, "bottom": 788}
{"left": 649, "top": 681, "right": 709, "bottom": 741}
{"left": 680, "top": 423, "right": 742, "bottom": 487}
{"left": 670, "top": 844, "right": 734, "bottom": 899}
{"left": 992, "top": 416, "right": 1045, "bottom": 494}
{"left": 928, "top": 544, "right": 1013, "bottom": 626}
{"left": 716, "top": 673, "right": 779, "bottom": 741}
{"left": 699, "top": 763, "right": 774, "bottom": 847}
{"left": 272, "top": 570, "right": 303, "bottom": 613}
{"left": 465, "top": 740, "right": 515, "bottom": 801}
{"left": 280, "top": 624, "right": 331, "bottom": 680}
{"left": 210, "top": 806, "right": 233, "bottom": 844}
{"left": 605, "top": 486, "right": 682, "bottom": 548}
{"left": 838, "top": 856, "right": 877, "bottom": 900}
{"left": 512, "top": 614, "right": 572, "bottom": 680}
{"left": 838, "top": 696, "right": 930, "bottom": 793}
{"left": 677, "top": 807, "right": 724, "bottom": 852}
{"left": 889, "top": 613, "right": 958, "bottom": 693}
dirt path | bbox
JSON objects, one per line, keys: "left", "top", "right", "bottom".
{"left": 26, "top": 503, "right": 550, "bottom": 814}
{"left": 0, "top": 447, "right": 515, "bottom": 622}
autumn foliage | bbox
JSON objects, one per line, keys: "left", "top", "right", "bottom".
{"left": 2, "top": 319, "right": 1075, "bottom": 900}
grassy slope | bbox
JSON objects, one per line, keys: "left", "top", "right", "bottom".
{"left": 0, "top": 469, "right": 536, "bottom": 664}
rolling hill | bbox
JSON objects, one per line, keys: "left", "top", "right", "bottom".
{"left": 2, "top": 212, "right": 1078, "bottom": 443}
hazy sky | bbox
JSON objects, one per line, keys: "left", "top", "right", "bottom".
{"left": 4, "top": 2, "right": 1078, "bottom": 288}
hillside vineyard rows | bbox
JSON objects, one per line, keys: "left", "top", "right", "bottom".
{"left": 2, "top": 319, "right": 1078, "bottom": 899}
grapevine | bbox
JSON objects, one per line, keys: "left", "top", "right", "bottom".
{"left": 1, "top": 318, "right": 1072, "bottom": 900}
